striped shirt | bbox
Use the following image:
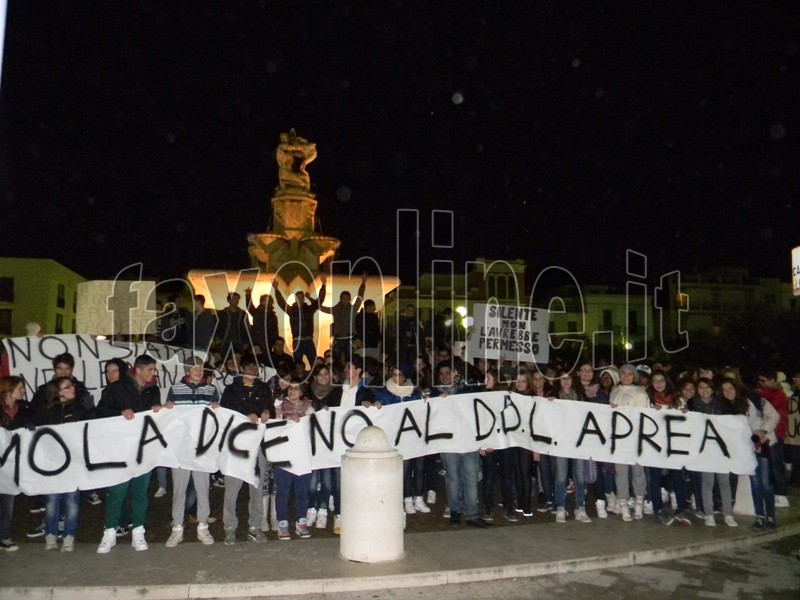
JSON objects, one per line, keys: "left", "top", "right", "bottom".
{"left": 167, "top": 377, "right": 220, "bottom": 406}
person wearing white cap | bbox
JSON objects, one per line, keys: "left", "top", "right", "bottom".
{"left": 609, "top": 364, "right": 649, "bottom": 521}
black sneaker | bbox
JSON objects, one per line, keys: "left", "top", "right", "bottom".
{"left": 752, "top": 517, "right": 765, "bottom": 530}
{"left": 537, "top": 501, "right": 553, "bottom": 513}
{"left": 0, "top": 539, "right": 19, "bottom": 551}
{"left": 466, "top": 518, "right": 490, "bottom": 529}
{"left": 766, "top": 518, "right": 777, "bottom": 530}
{"left": 505, "top": 509, "right": 519, "bottom": 522}
{"left": 449, "top": 511, "right": 462, "bottom": 525}
{"left": 26, "top": 525, "right": 45, "bottom": 538}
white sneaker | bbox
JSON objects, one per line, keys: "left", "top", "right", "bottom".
{"left": 643, "top": 500, "right": 654, "bottom": 515}
{"left": 154, "top": 487, "right": 167, "bottom": 498}
{"left": 669, "top": 492, "right": 677, "bottom": 508}
{"left": 306, "top": 507, "right": 317, "bottom": 527}
{"left": 605, "top": 492, "right": 619, "bottom": 514}
{"left": 595, "top": 499, "right": 608, "bottom": 519}
{"left": 45, "top": 534, "right": 58, "bottom": 550}
{"left": 634, "top": 499, "right": 644, "bottom": 520}
{"left": 724, "top": 515, "right": 739, "bottom": 528}
{"left": 575, "top": 507, "right": 592, "bottom": 523}
{"left": 61, "top": 535, "right": 75, "bottom": 552}
{"left": 333, "top": 514, "right": 341, "bottom": 535}
{"left": 661, "top": 487, "right": 669, "bottom": 504}
{"left": 426, "top": 490, "right": 436, "bottom": 505}
{"left": 704, "top": 515, "right": 716, "bottom": 527}
{"left": 414, "top": 496, "right": 431, "bottom": 513}
{"left": 775, "top": 495, "right": 790, "bottom": 508}
{"left": 555, "top": 507, "right": 566, "bottom": 523}
{"left": 197, "top": 523, "right": 214, "bottom": 545}
{"left": 97, "top": 528, "right": 117, "bottom": 554}
{"left": 316, "top": 509, "right": 328, "bottom": 529}
{"left": 131, "top": 526, "right": 148, "bottom": 551}
{"left": 165, "top": 525, "right": 184, "bottom": 548}
{"left": 443, "top": 506, "right": 451, "bottom": 518}
{"left": 404, "top": 497, "right": 416, "bottom": 515}
{"left": 619, "top": 500, "right": 632, "bottom": 522}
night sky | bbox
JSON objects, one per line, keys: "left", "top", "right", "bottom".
{"left": 1, "top": 2, "right": 798, "bottom": 290}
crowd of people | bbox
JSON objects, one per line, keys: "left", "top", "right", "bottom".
{"left": 0, "top": 300, "right": 797, "bottom": 555}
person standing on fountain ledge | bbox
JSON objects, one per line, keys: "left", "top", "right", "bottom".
{"left": 273, "top": 273, "right": 327, "bottom": 371}
{"left": 96, "top": 354, "right": 171, "bottom": 554}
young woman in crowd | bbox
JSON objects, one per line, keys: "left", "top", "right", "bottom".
{"left": 609, "top": 364, "right": 650, "bottom": 521}
{"left": 509, "top": 371, "right": 536, "bottom": 517}
{"left": 647, "top": 370, "right": 692, "bottom": 526}
{"left": 274, "top": 377, "right": 315, "bottom": 540}
{"left": 586, "top": 368, "right": 619, "bottom": 518}
{"left": 376, "top": 363, "right": 429, "bottom": 515}
{"left": 719, "top": 377, "right": 778, "bottom": 529}
{"left": 0, "top": 376, "right": 30, "bottom": 551}
{"left": 688, "top": 377, "right": 737, "bottom": 527}
{"left": 532, "top": 370, "right": 557, "bottom": 513}
{"left": 305, "top": 363, "right": 343, "bottom": 530}
{"left": 551, "top": 371, "right": 591, "bottom": 523}
{"left": 35, "top": 376, "right": 93, "bottom": 551}
{"left": 478, "top": 367, "right": 516, "bottom": 521}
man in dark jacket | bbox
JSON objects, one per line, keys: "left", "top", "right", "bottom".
{"left": 96, "top": 354, "right": 169, "bottom": 554}
{"left": 220, "top": 357, "right": 273, "bottom": 544}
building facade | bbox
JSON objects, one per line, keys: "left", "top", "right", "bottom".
{"left": 0, "top": 258, "right": 86, "bottom": 338}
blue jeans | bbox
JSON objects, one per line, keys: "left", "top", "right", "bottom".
{"left": 555, "top": 456, "right": 586, "bottom": 509}
{"left": 309, "top": 467, "right": 339, "bottom": 511}
{"left": 0, "top": 493, "right": 15, "bottom": 540}
{"left": 45, "top": 491, "right": 80, "bottom": 537}
{"left": 440, "top": 451, "right": 480, "bottom": 520}
{"left": 274, "top": 467, "right": 311, "bottom": 522}
{"left": 292, "top": 337, "right": 317, "bottom": 370}
{"left": 750, "top": 453, "right": 775, "bottom": 520}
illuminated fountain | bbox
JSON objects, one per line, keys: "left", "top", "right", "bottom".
{"left": 188, "top": 130, "right": 399, "bottom": 352}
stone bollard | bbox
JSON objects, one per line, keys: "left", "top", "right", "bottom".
{"left": 340, "top": 426, "right": 404, "bottom": 562}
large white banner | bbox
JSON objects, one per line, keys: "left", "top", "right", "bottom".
{"left": 2, "top": 334, "right": 199, "bottom": 402}
{"left": 0, "top": 392, "right": 757, "bottom": 495}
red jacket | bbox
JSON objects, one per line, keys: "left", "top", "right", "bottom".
{"left": 757, "top": 385, "right": 788, "bottom": 439}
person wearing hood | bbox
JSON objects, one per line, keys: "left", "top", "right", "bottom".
{"left": 377, "top": 363, "right": 429, "bottom": 515}
{"left": 609, "top": 363, "right": 650, "bottom": 522}
{"left": 220, "top": 357, "right": 272, "bottom": 545}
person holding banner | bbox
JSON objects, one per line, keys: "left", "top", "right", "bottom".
{"left": 433, "top": 361, "right": 489, "bottom": 529}
{"left": 96, "top": 355, "right": 165, "bottom": 554}
{"left": 0, "top": 376, "right": 31, "bottom": 552}
{"left": 165, "top": 357, "right": 219, "bottom": 547}
{"left": 609, "top": 363, "right": 649, "bottom": 522}
{"left": 35, "top": 377, "right": 94, "bottom": 551}
{"left": 220, "top": 357, "right": 273, "bottom": 545}
{"left": 550, "top": 371, "right": 592, "bottom": 524}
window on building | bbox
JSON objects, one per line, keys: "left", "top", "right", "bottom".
{"left": 603, "top": 310, "right": 613, "bottom": 330}
{"left": 497, "top": 276, "right": 507, "bottom": 299}
{"left": 0, "top": 309, "right": 11, "bottom": 335}
{"left": 628, "top": 311, "right": 639, "bottom": 335}
{"left": 487, "top": 276, "right": 496, "bottom": 298}
{"left": 73, "top": 291, "right": 77, "bottom": 313}
{"left": 57, "top": 284, "right": 66, "bottom": 309}
{"left": 710, "top": 291, "right": 721, "bottom": 310}
{"left": 0, "top": 278, "right": 13, "bottom": 303}
{"left": 55, "top": 313, "right": 64, "bottom": 334}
